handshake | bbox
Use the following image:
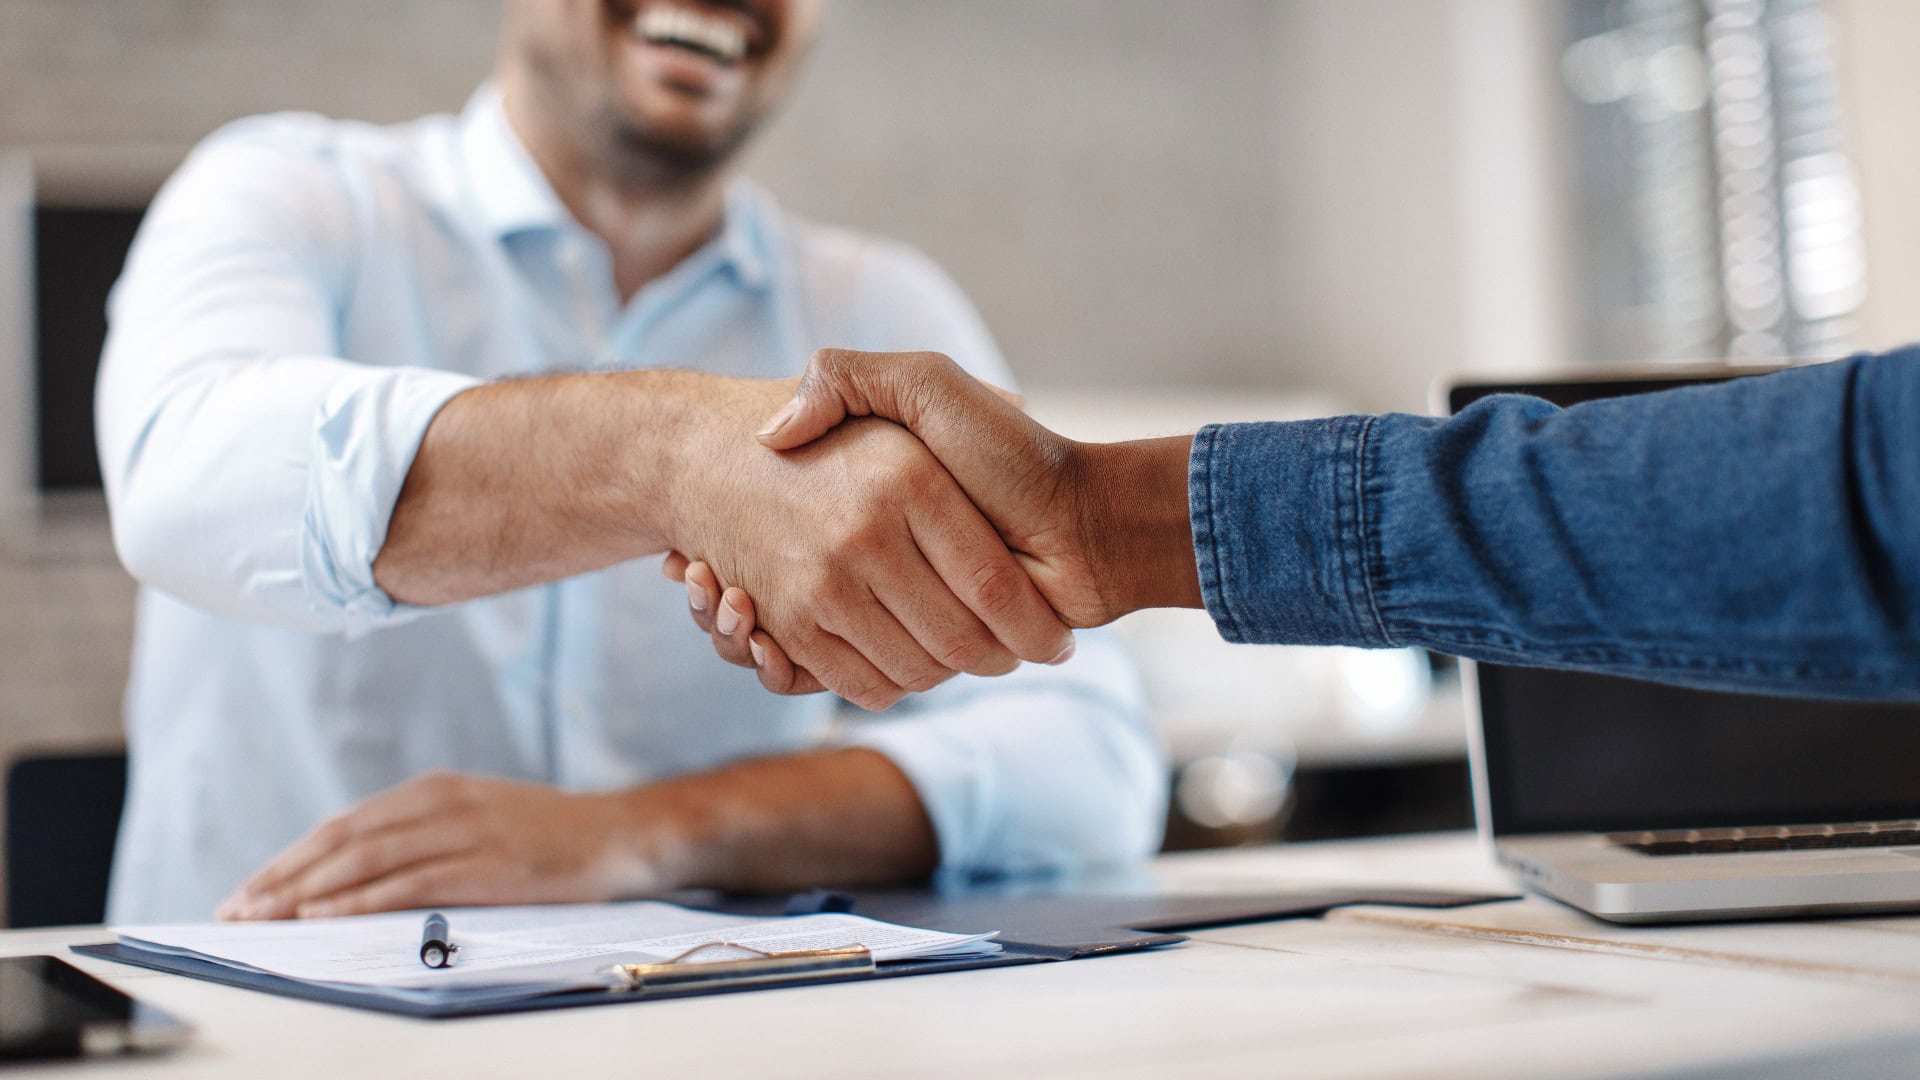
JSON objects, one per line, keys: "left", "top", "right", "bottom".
{"left": 659, "top": 349, "right": 1201, "bottom": 710}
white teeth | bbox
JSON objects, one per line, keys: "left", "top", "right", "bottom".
{"left": 635, "top": 4, "right": 748, "bottom": 63}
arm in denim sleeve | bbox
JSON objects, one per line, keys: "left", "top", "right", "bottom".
{"left": 1189, "top": 349, "right": 1920, "bottom": 698}
{"left": 96, "top": 117, "right": 478, "bottom": 635}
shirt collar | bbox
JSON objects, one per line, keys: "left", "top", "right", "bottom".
{"left": 456, "top": 83, "right": 774, "bottom": 291}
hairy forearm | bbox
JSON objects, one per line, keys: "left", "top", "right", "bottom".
{"left": 612, "top": 748, "right": 940, "bottom": 893}
{"left": 373, "top": 369, "right": 724, "bottom": 606}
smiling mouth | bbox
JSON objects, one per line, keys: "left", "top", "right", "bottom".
{"left": 633, "top": 3, "right": 752, "bottom": 65}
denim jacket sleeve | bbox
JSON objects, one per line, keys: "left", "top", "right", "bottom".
{"left": 1188, "top": 347, "right": 1920, "bottom": 699}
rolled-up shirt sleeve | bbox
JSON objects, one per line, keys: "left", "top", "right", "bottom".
{"left": 96, "top": 116, "right": 478, "bottom": 635}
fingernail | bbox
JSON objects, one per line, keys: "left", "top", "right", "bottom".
{"left": 749, "top": 638, "right": 766, "bottom": 667}
{"left": 687, "top": 578, "right": 707, "bottom": 613}
{"left": 1046, "top": 640, "right": 1077, "bottom": 666}
{"left": 756, "top": 399, "right": 799, "bottom": 439}
{"left": 716, "top": 596, "right": 742, "bottom": 636}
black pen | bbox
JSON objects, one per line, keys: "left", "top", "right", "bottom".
{"left": 419, "top": 912, "right": 458, "bottom": 969}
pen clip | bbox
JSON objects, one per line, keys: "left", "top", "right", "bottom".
{"left": 599, "top": 941, "right": 874, "bottom": 995}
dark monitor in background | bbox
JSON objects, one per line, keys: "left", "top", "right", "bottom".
{"left": 35, "top": 204, "right": 145, "bottom": 491}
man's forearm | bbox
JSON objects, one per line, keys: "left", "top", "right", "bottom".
{"left": 374, "top": 369, "right": 730, "bottom": 606}
{"left": 610, "top": 747, "right": 940, "bottom": 893}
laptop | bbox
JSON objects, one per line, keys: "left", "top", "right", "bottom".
{"left": 1445, "top": 368, "right": 1920, "bottom": 923}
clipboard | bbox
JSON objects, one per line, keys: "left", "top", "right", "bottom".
{"left": 73, "top": 884, "right": 1512, "bottom": 1019}
{"left": 69, "top": 936, "right": 1068, "bottom": 1020}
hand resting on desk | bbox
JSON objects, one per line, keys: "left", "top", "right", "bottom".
{"left": 217, "top": 748, "right": 939, "bottom": 920}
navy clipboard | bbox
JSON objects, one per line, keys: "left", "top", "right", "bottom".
{"left": 74, "top": 885, "right": 1512, "bottom": 1019}
{"left": 70, "top": 939, "right": 1060, "bottom": 1020}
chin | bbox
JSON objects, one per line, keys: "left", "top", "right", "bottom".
{"left": 606, "top": 102, "right": 754, "bottom": 182}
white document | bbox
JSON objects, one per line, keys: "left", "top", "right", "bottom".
{"left": 115, "top": 901, "right": 999, "bottom": 1003}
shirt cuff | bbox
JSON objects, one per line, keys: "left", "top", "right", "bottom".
{"left": 1188, "top": 419, "right": 1392, "bottom": 647}
{"left": 300, "top": 367, "right": 482, "bottom": 636}
{"left": 840, "top": 716, "right": 996, "bottom": 875}
{"left": 836, "top": 635, "right": 1163, "bottom": 877}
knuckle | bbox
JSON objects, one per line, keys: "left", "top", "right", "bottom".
{"left": 839, "top": 520, "right": 889, "bottom": 559}
{"left": 968, "top": 561, "right": 1029, "bottom": 620}
{"left": 802, "top": 349, "right": 851, "bottom": 397}
{"left": 843, "top": 676, "right": 901, "bottom": 712}
{"left": 903, "top": 666, "right": 953, "bottom": 694}
{"left": 779, "top": 622, "right": 826, "bottom": 657}
{"left": 757, "top": 665, "right": 794, "bottom": 695}
{"left": 973, "top": 644, "right": 1022, "bottom": 677}
{"left": 938, "top": 634, "right": 1019, "bottom": 677}
{"left": 936, "top": 633, "right": 992, "bottom": 673}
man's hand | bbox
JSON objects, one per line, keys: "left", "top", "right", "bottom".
{"left": 216, "top": 773, "right": 665, "bottom": 920}
{"left": 667, "top": 350, "right": 1203, "bottom": 692}
{"left": 661, "top": 378, "right": 1074, "bottom": 708}
{"left": 217, "top": 750, "right": 939, "bottom": 920}
{"left": 374, "top": 369, "right": 1075, "bottom": 711}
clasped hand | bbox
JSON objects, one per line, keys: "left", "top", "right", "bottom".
{"left": 667, "top": 350, "right": 1174, "bottom": 699}
{"left": 654, "top": 375, "right": 1078, "bottom": 710}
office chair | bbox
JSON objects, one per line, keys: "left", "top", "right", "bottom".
{"left": 4, "top": 749, "right": 127, "bottom": 928}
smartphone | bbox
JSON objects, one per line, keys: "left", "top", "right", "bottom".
{"left": 0, "top": 954, "right": 191, "bottom": 1060}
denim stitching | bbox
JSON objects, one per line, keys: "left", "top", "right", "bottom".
{"left": 1351, "top": 414, "right": 1393, "bottom": 648}
{"left": 1409, "top": 622, "right": 1913, "bottom": 687}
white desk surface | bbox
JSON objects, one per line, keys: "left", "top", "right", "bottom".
{"left": 12, "top": 832, "right": 1920, "bottom": 1079}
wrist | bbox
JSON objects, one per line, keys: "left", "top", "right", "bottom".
{"left": 604, "top": 369, "right": 708, "bottom": 553}
{"left": 622, "top": 371, "right": 800, "bottom": 557}
{"left": 1078, "top": 435, "right": 1202, "bottom": 617}
{"left": 597, "top": 782, "right": 723, "bottom": 895}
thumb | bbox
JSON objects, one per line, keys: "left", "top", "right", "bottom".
{"left": 758, "top": 349, "right": 1008, "bottom": 451}
{"left": 754, "top": 369, "right": 853, "bottom": 449}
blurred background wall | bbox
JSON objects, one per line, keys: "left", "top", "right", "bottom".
{"left": 4, "top": 0, "right": 1920, "bottom": 900}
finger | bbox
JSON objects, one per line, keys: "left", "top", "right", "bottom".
{"left": 263, "top": 818, "right": 477, "bottom": 919}
{"left": 906, "top": 481, "right": 1074, "bottom": 665}
{"left": 871, "top": 553, "right": 1019, "bottom": 678}
{"left": 293, "top": 856, "right": 507, "bottom": 919}
{"left": 779, "top": 625, "right": 909, "bottom": 712}
{"left": 747, "top": 630, "right": 827, "bottom": 696}
{"left": 814, "top": 588, "right": 954, "bottom": 696}
{"left": 759, "top": 349, "right": 1021, "bottom": 453}
{"left": 710, "top": 586, "right": 759, "bottom": 668}
{"left": 224, "top": 773, "right": 460, "bottom": 910}
{"left": 660, "top": 551, "right": 690, "bottom": 582}
{"left": 684, "top": 559, "right": 720, "bottom": 633}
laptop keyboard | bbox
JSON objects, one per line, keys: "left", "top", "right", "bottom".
{"left": 1611, "top": 821, "right": 1920, "bottom": 856}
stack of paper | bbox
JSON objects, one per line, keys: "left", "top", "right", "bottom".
{"left": 113, "top": 901, "right": 1000, "bottom": 1009}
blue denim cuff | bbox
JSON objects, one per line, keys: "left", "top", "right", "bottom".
{"left": 1188, "top": 419, "right": 1392, "bottom": 647}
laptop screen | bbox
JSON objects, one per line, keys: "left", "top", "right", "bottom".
{"left": 1450, "top": 371, "right": 1920, "bottom": 836}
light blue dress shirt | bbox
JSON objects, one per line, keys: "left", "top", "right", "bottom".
{"left": 96, "top": 88, "right": 1164, "bottom": 922}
